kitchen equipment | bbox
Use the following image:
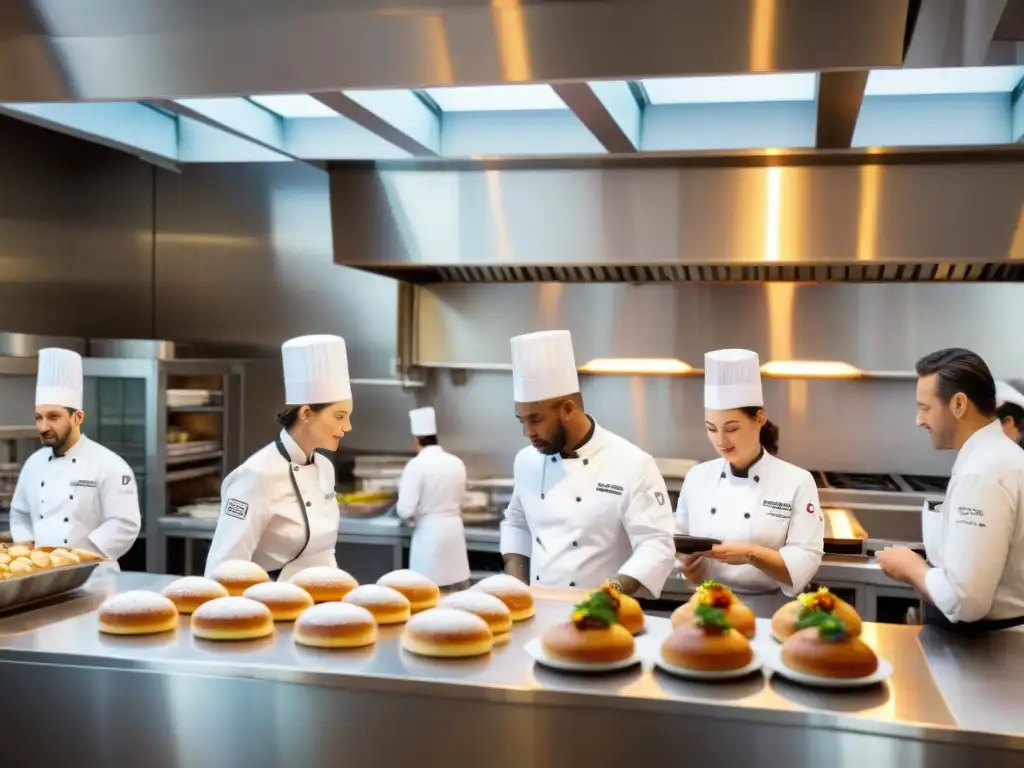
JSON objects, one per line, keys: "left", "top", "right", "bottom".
{"left": 823, "top": 472, "right": 902, "bottom": 493}
{"left": 338, "top": 491, "right": 396, "bottom": 518}
{"left": 901, "top": 474, "right": 949, "bottom": 494}
{"left": 0, "top": 561, "right": 101, "bottom": 615}
{"left": 672, "top": 535, "right": 721, "bottom": 555}
{"left": 822, "top": 507, "right": 868, "bottom": 555}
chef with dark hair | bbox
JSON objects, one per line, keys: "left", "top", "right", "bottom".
{"left": 996, "top": 381, "right": 1024, "bottom": 447}
{"left": 878, "top": 348, "right": 1024, "bottom": 632}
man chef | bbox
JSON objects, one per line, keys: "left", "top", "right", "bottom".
{"left": 9, "top": 348, "right": 141, "bottom": 567}
{"left": 396, "top": 406, "right": 471, "bottom": 591}
{"left": 878, "top": 348, "right": 1024, "bottom": 632}
{"left": 499, "top": 330, "right": 676, "bottom": 597}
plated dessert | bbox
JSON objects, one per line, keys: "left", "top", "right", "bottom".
{"left": 671, "top": 581, "right": 756, "bottom": 639}
{"left": 780, "top": 611, "right": 879, "bottom": 680}
{"left": 771, "top": 587, "right": 863, "bottom": 641}
{"left": 539, "top": 586, "right": 635, "bottom": 666}
{"left": 660, "top": 603, "right": 754, "bottom": 674}
{"left": 615, "top": 590, "right": 645, "bottom": 635}
{"left": 471, "top": 574, "right": 535, "bottom": 621}
{"left": 377, "top": 569, "right": 439, "bottom": 613}
{"left": 401, "top": 608, "right": 494, "bottom": 658}
{"left": 289, "top": 566, "right": 358, "bottom": 602}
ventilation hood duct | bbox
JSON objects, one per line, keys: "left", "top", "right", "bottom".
{"left": 329, "top": 155, "right": 1024, "bottom": 284}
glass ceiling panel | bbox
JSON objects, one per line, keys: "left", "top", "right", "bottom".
{"left": 865, "top": 66, "right": 1024, "bottom": 96}
{"left": 249, "top": 94, "right": 338, "bottom": 118}
{"left": 641, "top": 73, "right": 817, "bottom": 105}
{"left": 423, "top": 84, "right": 566, "bottom": 112}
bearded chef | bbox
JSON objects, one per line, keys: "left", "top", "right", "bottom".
{"left": 499, "top": 330, "right": 676, "bottom": 597}
{"left": 206, "top": 335, "right": 351, "bottom": 581}
{"left": 676, "top": 349, "right": 824, "bottom": 614}
{"left": 877, "top": 348, "right": 1024, "bottom": 633}
{"left": 9, "top": 348, "right": 141, "bottom": 567}
{"left": 396, "top": 407, "right": 471, "bottom": 591}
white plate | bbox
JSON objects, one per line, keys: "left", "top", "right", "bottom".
{"left": 654, "top": 652, "right": 762, "bottom": 681}
{"left": 760, "top": 642, "right": 893, "bottom": 688}
{"left": 524, "top": 637, "right": 643, "bottom": 673}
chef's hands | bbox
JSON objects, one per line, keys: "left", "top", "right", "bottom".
{"left": 876, "top": 546, "right": 929, "bottom": 585}
{"left": 706, "top": 542, "right": 754, "bottom": 565}
{"left": 678, "top": 553, "right": 707, "bottom": 583}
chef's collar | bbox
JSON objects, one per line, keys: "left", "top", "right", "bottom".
{"left": 557, "top": 415, "right": 599, "bottom": 461}
{"left": 954, "top": 419, "right": 1003, "bottom": 471}
{"left": 49, "top": 434, "right": 87, "bottom": 461}
{"left": 722, "top": 447, "right": 769, "bottom": 483}
{"left": 279, "top": 429, "right": 314, "bottom": 466}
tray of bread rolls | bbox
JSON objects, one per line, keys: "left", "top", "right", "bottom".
{"left": 0, "top": 544, "right": 104, "bottom": 615}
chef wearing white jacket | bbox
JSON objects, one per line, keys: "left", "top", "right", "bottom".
{"left": 499, "top": 330, "right": 676, "bottom": 597}
{"left": 878, "top": 348, "right": 1024, "bottom": 633}
{"left": 396, "top": 407, "right": 471, "bottom": 589}
{"left": 676, "top": 349, "right": 824, "bottom": 614}
{"left": 206, "top": 335, "right": 351, "bottom": 581}
{"left": 9, "top": 348, "right": 141, "bottom": 567}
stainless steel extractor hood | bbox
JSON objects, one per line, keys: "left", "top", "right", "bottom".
{"left": 329, "top": 154, "right": 1024, "bottom": 283}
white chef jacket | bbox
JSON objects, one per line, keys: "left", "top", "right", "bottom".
{"left": 923, "top": 420, "right": 1024, "bottom": 624}
{"left": 396, "top": 444, "right": 470, "bottom": 586}
{"left": 206, "top": 430, "right": 340, "bottom": 581}
{"left": 500, "top": 421, "right": 676, "bottom": 597}
{"left": 676, "top": 451, "right": 824, "bottom": 597}
{"left": 8, "top": 435, "right": 141, "bottom": 566}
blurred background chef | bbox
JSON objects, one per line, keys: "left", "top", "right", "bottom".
{"left": 996, "top": 381, "right": 1024, "bottom": 447}
{"left": 9, "top": 348, "right": 141, "bottom": 569}
{"left": 675, "top": 349, "right": 824, "bottom": 615}
{"left": 878, "top": 348, "right": 1024, "bottom": 633}
{"left": 206, "top": 335, "right": 351, "bottom": 581}
{"left": 396, "top": 406, "right": 470, "bottom": 591}
{"left": 500, "top": 330, "right": 675, "bottom": 597}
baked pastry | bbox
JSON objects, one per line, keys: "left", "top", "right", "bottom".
{"left": 471, "top": 574, "right": 535, "bottom": 621}
{"left": 540, "top": 587, "right": 635, "bottom": 664}
{"left": 243, "top": 581, "right": 315, "bottom": 621}
{"left": 342, "top": 584, "right": 412, "bottom": 625}
{"left": 48, "top": 548, "right": 81, "bottom": 568}
{"left": 781, "top": 613, "right": 878, "bottom": 679}
{"left": 70, "top": 548, "right": 104, "bottom": 563}
{"left": 439, "top": 590, "right": 513, "bottom": 643}
{"left": 616, "top": 591, "right": 645, "bottom": 635}
{"left": 208, "top": 560, "right": 271, "bottom": 596}
{"left": 289, "top": 566, "right": 358, "bottom": 602}
{"left": 29, "top": 550, "right": 51, "bottom": 569}
{"left": 8, "top": 557, "right": 36, "bottom": 575}
{"left": 294, "top": 603, "right": 378, "bottom": 648}
{"left": 7, "top": 544, "right": 31, "bottom": 559}
{"left": 401, "top": 608, "right": 494, "bottom": 658}
{"left": 772, "top": 587, "right": 862, "bottom": 641}
{"left": 0, "top": 553, "right": 10, "bottom": 566}
{"left": 377, "top": 569, "right": 439, "bottom": 613}
{"left": 161, "top": 577, "right": 230, "bottom": 614}
{"left": 671, "top": 581, "right": 756, "bottom": 639}
{"left": 98, "top": 591, "right": 180, "bottom": 635}
{"left": 191, "top": 597, "right": 275, "bottom": 641}
{"left": 661, "top": 603, "right": 753, "bottom": 671}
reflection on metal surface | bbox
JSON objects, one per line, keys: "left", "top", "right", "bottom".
{"left": 579, "top": 358, "right": 693, "bottom": 375}
{"left": 761, "top": 361, "right": 863, "bottom": 378}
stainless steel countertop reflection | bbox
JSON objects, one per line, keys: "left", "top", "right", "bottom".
{"left": 1, "top": 573, "right": 1019, "bottom": 750}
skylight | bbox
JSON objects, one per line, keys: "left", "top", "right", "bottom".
{"left": 249, "top": 94, "right": 338, "bottom": 118}
{"left": 865, "top": 66, "right": 1024, "bottom": 96}
{"left": 422, "top": 84, "right": 567, "bottom": 112}
{"left": 641, "top": 73, "right": 817, "bottom": 105}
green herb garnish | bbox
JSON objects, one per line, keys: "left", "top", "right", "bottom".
{"left": 699, "top": 580, "right": 724, "bottom": 590}
{"left": 572, "top": 589, "right": 620, "bottom": 629}
{"left": 797, "top": 610, "right": 848, "bottom": 641}
{"left": 693, "top": 603, "right": 732, "bottom": 633}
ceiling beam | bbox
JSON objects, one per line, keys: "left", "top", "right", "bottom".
{"left": 905, "top": 0, "right": 1013, "bottom": 67}
{"left": 815, "top": 71, "right": 869, "bottom": 149}
{"left": 551, "top": 82, "right": 639, "bottom": 153}
{"left": 1013, "top": 80, "right": 1024, "bottom": 142}
{"left": 310, "top": 92, "right": 438, "bottom": 157}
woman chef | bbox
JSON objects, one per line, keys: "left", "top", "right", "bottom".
{"left": 206, "top": 335, "right": 352, "bottom": 581}
{"left": 676, "top": 349, "right": 824, "bottom": 614}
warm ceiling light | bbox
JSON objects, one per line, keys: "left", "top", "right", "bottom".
{"left": 760, "top": 360, "right": 862, "bottom": 378}
{"left": 579, "top": 358, "right": 694, "bottom": 375}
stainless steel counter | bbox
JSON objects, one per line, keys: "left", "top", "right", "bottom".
{"left": 0, "top": 573, "right": 1020, "bottom": 767}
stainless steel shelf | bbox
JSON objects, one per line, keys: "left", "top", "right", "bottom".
{"left": 166, "top": 450, "right": 223, "bottom": 466}
{"left": 165, "top": 465, "right": 222, "bottom": 484}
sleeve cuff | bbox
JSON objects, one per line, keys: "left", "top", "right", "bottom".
{"left": 778, "top": 545, "right": 822, "bottom": 597}
{"left": 618, "top": 547, "right": 675, "bottom": 599}
{"left": 499, "top": 522, "right": 533, "bottom": 557}
{"left": 924, "top": 567, "right": 959, "bottom": 620}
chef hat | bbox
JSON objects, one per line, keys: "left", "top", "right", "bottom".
{"left": 996, "top": 381, "right": 1024, "bottom": 408}
{"left": 35, "top": 348, "right": 83, "bottom": 411}
{"left": 704, "top": 349, "right": 764, "bottom": 410}
{"left": 409, "top": 407, "right": 437, "bottom": 437}
{"left": 510, "top": 330, "right": 580, "bottom": 403}
{"left": 281, "top": 335, "right": 351, "bottom": 406}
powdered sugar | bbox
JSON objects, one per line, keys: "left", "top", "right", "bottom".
{"left": 406, "top": 608, "right": 490, "bottom": 635}
{"left": 162, "top": 577, "right": 229, "bottom": 600}
{"left": 243, "top": 582, "right": 314, "bottom": 603}
{"left": 378, "top": 569, "right": 437, "bottom": 590}
{"left": 296, "top": 602, "right": 375, "bottom": 628}
{"left": 209, "top": 560, "right": 269, "bottom": 582}
{"left": 473, "top": 574, "right": 532, "bottom": 596}
{"left": 100, "top": 590, "right": 177, "bottom": 616}
{"left": 439, "top": 591, "right": 510, "bottom": 617}
{"left": 343, "top": 584, "right": 410, "bottom": 608}
{"left": 193, "top": 596, "right": 273, "bottom": 621}
{"left": 289, "top": 566, "right": 357, "bottom": 588}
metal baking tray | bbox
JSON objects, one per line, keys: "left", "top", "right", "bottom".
{"left": 0, "top": 561, "right": 100, "bottom": 615}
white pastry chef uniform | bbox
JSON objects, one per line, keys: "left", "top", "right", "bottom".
{"left": 396, "top": 407, "right": 471, "bottom": 588}
{"left": 9, "top": 348, "right": 141, "bottom": 569}
{"left": 921, "top": 419, "right": 1024, "bottom": 632}
{"left": 206, "top": 335, "right": 350, "bottom": 582}
{"left": 676, "top": 349, "right": 824, "bottom": 614}
{"left": 499, "top": 330, "right": 676, "bottom": 597}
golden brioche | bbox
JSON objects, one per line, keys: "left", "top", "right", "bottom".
{"left": 243, "top": 582, "right": 315, "bottom": 621}
{"left": 672, "top": 581, "right": 756, "bottom": 639}
{"left": 8, "top": 557, "right": 35, "bottom": 575}
{"left": 161, "top": 577, "right": 230, "bottom": 614}
{"left": 781, "top": 617, "right": 878, "bottom": 679}
{"left": 771, "top": 587, "right": 863, "bottom": 641}
{"left": 289, "top": 566, "right": 358, "bottom": 602}
{"left": 540, "top": 586, "right": 635, "bottom": 664}
{"left": 7, "top": 544, "right": 31, "bottom": 559}
{"left": 208, "top": 560, "right": 271, "bottom": 596}
{"left": 0, "top": 553, "right": 11, "bottom": 566}
{"left": 439, "top": 590, "right": 513, "bottom": 640}
{"left": 70, "top": 548, "right": 104, "bottom": 563}
{"left": 48, "top": 549, "right": 81, "bottom": 568}
{"left": 616, "top": 592, "right": 645, "bottom": 635}
{"left": 294, "top": 603, "right": 378, "bottom": 648}
{"left": 661, "top": 624, "right": 753, "bottom": 671}
{"left": 29, "top": 550, "right": 51, "bottom": 569}
{"left": 343, "top": 584, "right": 412, "bottom": 625}
{"left": 377, "top": 569, "right": 439, "bottom": 613}
{"left": 98, "top": 591, "right": 180, "bottom": 635}
{"left": 471, "top": 574, "right": 535, "bottom": 621}
{"left": 191, "top": 597, "right": 275, "bottom": 641}
{"left": 401, "top": 608, "right": 494, "bottom": 658}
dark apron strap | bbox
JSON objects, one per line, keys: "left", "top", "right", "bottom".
{"left": 273, "top": 434, "right": 312, "bottom": 575}
{"left": 923, "top": 602, "right": 1024, "bottom": 635}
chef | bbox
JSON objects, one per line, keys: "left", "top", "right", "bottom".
{"left": 499, "top": 330, "right": 676, "bottom": 597}
{"left": 877, "top": 348, "right": 1024, "bottom": 632}
{"left": 396, "top": 406, "right": 471, "bottom": 591}
{"left": 996, "top": 381, "right": 1024, "bottom": 447}
{"left": 206, "top": 335, "right": 351, "bottom": 581}
{"left": 9, "top": 348, "right": 141, "bottom": 568}
{"left": 675, "top": 349, "right": 824, "bottom": 614}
